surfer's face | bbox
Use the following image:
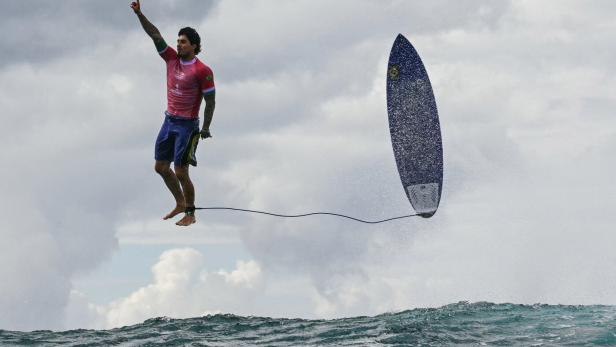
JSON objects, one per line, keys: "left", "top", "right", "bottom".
{"left": 176, "top": 35, "right": 196, "bottom": 59}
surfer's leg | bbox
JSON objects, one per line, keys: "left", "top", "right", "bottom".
{"left": 155, "top": 160, "right": 186, "bottom": 219}
{"left": 174, "top": 164, "right": 196, "bottom": 226}
{"left": 154, "top": 116, "right": 186, "bottom": 219}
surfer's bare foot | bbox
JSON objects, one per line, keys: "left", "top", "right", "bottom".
{"left": 176, "top": 213, "right": 196, "bottom": 226}
{"left": 164, "top": 205, "right": 185, "bottom": 220}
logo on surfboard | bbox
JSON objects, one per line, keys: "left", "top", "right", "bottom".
{"left": 388, "top": 65, "right": 400, "bottom": 80}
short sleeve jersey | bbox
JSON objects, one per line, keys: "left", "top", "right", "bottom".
{"left": 159, "top": 46, "right": 215, "bottom": 119}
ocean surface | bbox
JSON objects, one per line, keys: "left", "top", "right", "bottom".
{"left": 2, "top": 302, "right": 616, "bottom": 346}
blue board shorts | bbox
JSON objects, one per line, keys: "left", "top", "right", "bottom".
{"left": 155, "top": 113, "right": 200, "bottom": 166}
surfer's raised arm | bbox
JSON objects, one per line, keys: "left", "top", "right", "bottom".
{"left": 130, "top": 0, "right": 167, "bottom": 52}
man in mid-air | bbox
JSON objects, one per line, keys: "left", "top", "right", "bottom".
{"left": 131, "top": 0, "right": 216, "bottom": 226}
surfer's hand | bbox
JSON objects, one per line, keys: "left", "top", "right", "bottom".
{"left": 200, "top": 129, "right": 212, "bottom": 139}
{"left": 130, "top": 0, "right": 141, "bottom": 14}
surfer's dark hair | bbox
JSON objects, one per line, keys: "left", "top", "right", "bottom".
{"left": 178, "top": 27, "right": 201, "bottom": 55}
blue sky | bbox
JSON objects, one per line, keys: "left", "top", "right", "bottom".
{"left": 2, "top": 0, "right": 616, "bottom": 331}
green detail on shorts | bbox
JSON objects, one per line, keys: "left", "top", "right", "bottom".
{"left": 181, "top": 130, "right": 200, "bottom": 167}
{"left": 206, "top": 75, "right": 213, "bottom": 81}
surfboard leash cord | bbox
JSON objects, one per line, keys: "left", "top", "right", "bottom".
{"left": 193, "top": 207, "right": 418, "bottom": 224}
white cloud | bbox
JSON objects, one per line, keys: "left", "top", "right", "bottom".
{"left": 219, "top": 259, "right": 263, "bottom": 289}
{"left": 71, "top": 248, "right": 263, "bottom": 329}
